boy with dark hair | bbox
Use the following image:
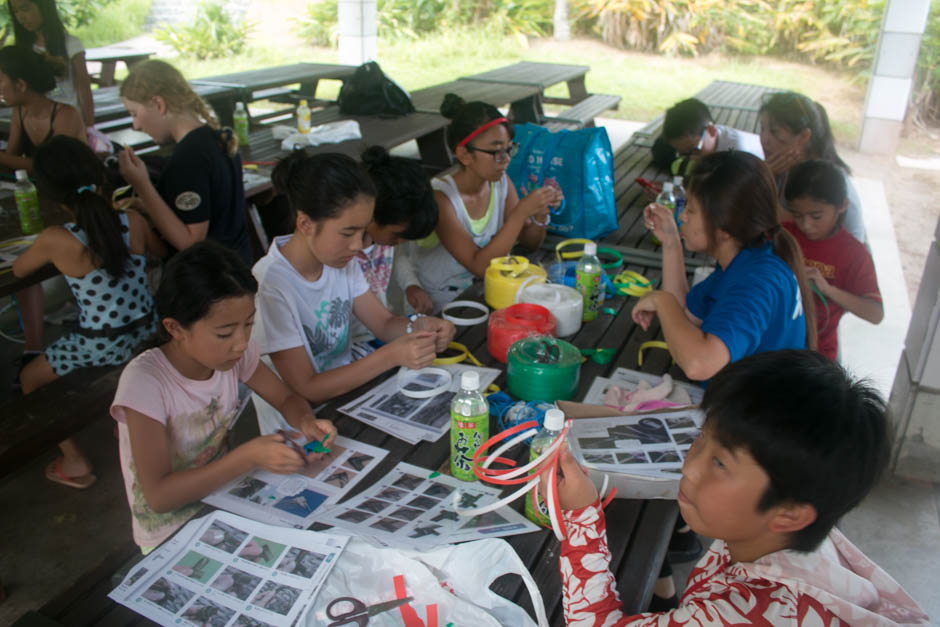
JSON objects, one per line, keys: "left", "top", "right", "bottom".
{"left": 554, "top": 350, "right": 927, "bottom": 625}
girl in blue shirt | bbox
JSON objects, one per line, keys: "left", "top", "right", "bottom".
{"left": 633, "top": 151, "right": 816, "bottom": 381}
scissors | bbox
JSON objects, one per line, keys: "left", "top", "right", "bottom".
{"left": 326, "top": 596, "right": 414, "bottom": 626}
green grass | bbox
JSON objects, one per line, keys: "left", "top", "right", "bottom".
{"left": 72, "top": 0, "right": 152, "bottom": 47}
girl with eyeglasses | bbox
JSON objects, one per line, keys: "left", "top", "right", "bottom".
{"left": 758, "top": 92, "right": 865, "bottom": 243}
{"left": 394, "top": 94, "right": 563, "bottom": 313}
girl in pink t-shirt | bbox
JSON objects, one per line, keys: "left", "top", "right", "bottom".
{"left": 111, "top": 241, "right": 336, "bottom": 551}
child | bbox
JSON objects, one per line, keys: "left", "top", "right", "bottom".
{"left": 251, "top": 152, "right": 455, "bottom": 434}
{"left": 0, "top": 45, "right": 85, "bottom": 171}
{"left": 13, "top": 136, "right": 162, "bottom": 489}
{"left": 553, "top": 350, "right": 928, "bottom": 625}
{"left": 634, "top": 151, "right": 816, "bottom": 382}
{"left": 759, "top": 91, "right": 865, "bottom": 243}
{"left": 396, "top": 94, "right": 563, "bottom": 313}
{"left": 355, "top": 145, "right": 437, "bottom": 338}
{"left": 110, "top": 241, "right": 337, "bottom": 552}
{"left": 654, "top": 98, "right": 763, "bottom": 172}
{"left": 7, "top": 0, "right": 94, "bottom": 129}
{"left": 117, "top": 60, "right": 252, "bottom": 263}
{"left": 783, "top": 160, "right": 883, "bottom": 361}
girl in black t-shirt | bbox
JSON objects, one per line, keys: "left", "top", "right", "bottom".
{"left": 117, "top": 59, "right": 252, "bottom": 262}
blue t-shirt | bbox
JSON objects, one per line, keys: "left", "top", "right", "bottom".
{"left": 686, "top": 243, "right": 806, "bottom": 364}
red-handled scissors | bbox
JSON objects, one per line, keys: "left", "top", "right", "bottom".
{"left": 326, "top": 596, "right": 414, "bottom": 626}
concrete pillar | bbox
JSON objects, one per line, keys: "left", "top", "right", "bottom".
{"left": 338, "top": 0, "right": 377, "bottom": 66}
{"left": 858, "top": 0, "right": 931, "bottom": 155}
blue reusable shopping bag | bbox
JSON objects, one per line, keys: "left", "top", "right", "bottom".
{"left": 507, "top": 123, "right": 617, "bottom": 240}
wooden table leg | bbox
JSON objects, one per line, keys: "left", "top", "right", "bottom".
{"left": 298, "top": 79, "right": 320, "bottom": 99}
{"left": 98, "top": 61, "right": 117, "bottom": 87}
{"left": 568, "top": 76, "right": 589, "bottom": 104}
{"left": 510, "top": 94, "right": 544, "bottom": 125}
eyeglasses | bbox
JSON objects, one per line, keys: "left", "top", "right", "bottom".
{"left": 466, "top": 142, "right": 519, "bottom": 163}
{"left": 678, "top": 128, "right": 708, "bottom": 157}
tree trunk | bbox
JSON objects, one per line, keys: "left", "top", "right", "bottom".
{"left": 554, "top": 0, "right": 570, "bottom": 41}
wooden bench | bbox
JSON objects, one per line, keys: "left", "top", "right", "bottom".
{"left": 546, "top": 93, "right": 622, "bottom": 129}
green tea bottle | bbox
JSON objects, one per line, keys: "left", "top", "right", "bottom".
{"left": 15, "top": 170, "right": 43, "bottom": 235}
{"left": 576, "top": 242, "right": 603, "bottom": 321}
{"left": 450, "top": 371, "right": 489, "bottom": 481}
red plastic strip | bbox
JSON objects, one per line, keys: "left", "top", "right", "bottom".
{"left": 393, "top": 574, "right": 425, "bottom": 627}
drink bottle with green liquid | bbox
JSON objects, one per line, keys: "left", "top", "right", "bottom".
{"left": 525, "top": 408, "right": 566, "bottom": 526}
{"left": 450, "top": 371, "right": 489, "bottom": 481}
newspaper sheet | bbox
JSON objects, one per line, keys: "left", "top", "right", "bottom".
{"left": 109, "top": 510, "right": 349, "bottom": 627}
{"left": 0, "top": 235, "right": 37, "bottom": 271}
{"left": 203, "top": 436, "right": 387, "bottom": 529}
{"left": 337, "top": 365, "right": 500, "bottom": 444}
{"left": 582, "top": 367, "right": 704, "bottom": 407}
{"left": 317, "top": 462, "right": 539, "bottom": 550}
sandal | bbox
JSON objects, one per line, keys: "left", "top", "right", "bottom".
{"left": 45, "top": 458, "right": 96, "bottom": 489}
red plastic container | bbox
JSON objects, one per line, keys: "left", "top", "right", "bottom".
{"left": 487, "top": 303, "right": 557, "bottom": 364}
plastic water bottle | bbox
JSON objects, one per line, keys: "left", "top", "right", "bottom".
{"left": 15, "top": 169, "right": 42, "bottom": 235}
{"left": 525, "top": 408, "right": 566, "bottom": 527}
{"left": 233, "top": 102, "right": 249, "bottom": 146}
{"left": 576, "top": 241, "right": 603, "bottom": 322}
{"left": 450, "top": 371, "right": 489, "bottom": 481}
{"left": 296, "top": 99, "right": 311, "bottom": 134}
{"left": 672, "top": 176, "right": 685, "bottom": 216}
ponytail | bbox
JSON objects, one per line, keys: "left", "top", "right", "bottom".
{"left": 72, "top": 187, "right": 131, "bottom": 278}
{"left": 770, "top": 226, "right": 818, "bottom": 350}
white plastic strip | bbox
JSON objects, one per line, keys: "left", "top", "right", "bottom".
{"left": 441, "top": 300, "right": 490, "bottom": 326}
{"left": 396, "top": 367, "right": 453, "bottom": 399}
{"left": 517, "top": 283, "right": 583, "bottom": 337}
{"left": 453, "top": 477, "right": 539, "bottom": 517}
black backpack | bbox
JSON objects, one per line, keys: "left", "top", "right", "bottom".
{"left": 338, "top": 61, "right": 415, "bottom": 117}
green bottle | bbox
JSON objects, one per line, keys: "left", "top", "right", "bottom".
{"left": 450, "top": 371, "right": 489, "bottom": 481}
{"left": 525, "top": 408, "right": 566, "bottom": 526}
{"left": 233, "top": 102, "right": 250, "bottom": 146}
{"left": 15, "top": 169, "right": 43, "bottom": 235}
{"left": 576, "top": 242, "right": 603, "bottom": 322}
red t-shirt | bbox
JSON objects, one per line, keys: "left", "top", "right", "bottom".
{"left": 784, "top": 222, "right": 881, "bottom": 360}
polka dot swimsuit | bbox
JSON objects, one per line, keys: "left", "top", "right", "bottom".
{"left": 44, "top": 213, "right": 156, "bottom": 376}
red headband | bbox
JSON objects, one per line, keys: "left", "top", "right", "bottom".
{"left": 458, "top": 117, "right": 509, "bottom": 148}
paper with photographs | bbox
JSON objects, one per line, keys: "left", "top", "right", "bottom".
{"left": 203, "top": 436, "right": 387, "bottom": 529}
{"left": 337, "top": 365, "right": 500, "bottom": 444}
{"left": 317, "top": 462, "right": 539, "bottom": 549}
{"left": 583, "top": 367, "right": 704, "bottom": 407}
{"left": 109, "top": 510, "right": 348, "bottom": 627}
{"left": 568, "top": 410, "right": 705, "bottom": 479}
{"left": 0, "top": 235, "right": 37, "bottom": 271}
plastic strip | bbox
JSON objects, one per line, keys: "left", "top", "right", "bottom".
{"left": 441, "top": 300, "right": 489, "bottom": 326}
{"left": 396, "top": 367, "right": 453, "bottom": 399}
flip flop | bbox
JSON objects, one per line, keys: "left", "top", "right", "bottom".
{"left": 45, "top": 458, "right": 96, "bottom": 489}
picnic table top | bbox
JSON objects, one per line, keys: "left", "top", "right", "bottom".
{"left": 191, "top": 62, "right": 358, "bottom": 94}
{"left": 84, "top": 46, "right": 154, "bottom": 63}
{"left": 459, "top": 61, "right": 589, "bottom": 89}
{"left": 411, "top": 79, "right": 541, "bottom": 114}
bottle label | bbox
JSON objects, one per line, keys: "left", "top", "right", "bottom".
{"left": 234, "top": 116, "right": 249, "bottom": 145}
{"left": 524, "top": 445, "right": 552, "bottom": 526}
{"left": 450, "top": 411, "right": 488, "bottom": 481}
{"left": 576, "top": 269, "right": 602, "bottom": 321}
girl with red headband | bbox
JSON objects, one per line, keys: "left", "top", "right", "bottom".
{"left": 394, "top": 94, "right": 562, "bottom": 314}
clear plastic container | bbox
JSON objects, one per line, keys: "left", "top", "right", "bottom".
{"left": 233, "top": 102, "right": 250, "bottom": 146}
{"left": 15, "top": 169, "right": 43, "bottom": 235}
{"left": 296, "top": 99, "right": 311, "bottom": 134}
{"left": 576, "top": 242, "right": 603, "bottom": 322}
{"left": 450, "top": 371, "right": 489, "bottom": 481}
{"left": 525, "top": 408, "right": 566, "bottom": 526}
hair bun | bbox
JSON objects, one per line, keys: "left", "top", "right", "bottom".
{"left": 360, "top": 145, "right": 390, "bottom": 169}
{"left": 440, "top": 93, "right": 466, "bottom": 120}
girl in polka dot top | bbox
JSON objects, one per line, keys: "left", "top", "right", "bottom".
{"left": 12, "top": 135, "right": 166, "bottom": 489}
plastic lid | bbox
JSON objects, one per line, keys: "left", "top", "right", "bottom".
{"left": 583, "top": 242, "right": 597, "bottom": 256}
{"left": 662, "top": 181, "right": 674, "bottom": 192}
{"left": 15, "top": 169, "right": 28, "bottom": 181}
{"left": 460, "top": 370, "right": 480, "bottom": 390}
{"left": 236, "top": 102, "right": 245, "bottom": 111}
{"left": 299, "top": 99, "right": 308, "bottom": 106}
{"left": 544, "top": 408, "right": 565, "bottom": 430}
{"left": 673, "top": 175, "right": 683, "bottom": 185}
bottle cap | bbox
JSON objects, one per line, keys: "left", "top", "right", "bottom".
{"left": 299, "top": 99, "right": 308, "bottom": 106}
{"left": 236, "top": 102, "right": 245, "bottom": 111}
{"left": 15, "top": 169, "right": 28, "bottom": 181}
{"left": 544, "top": 408, "right": 565, "bottom": 431}
{"left": 673, "top": 175, "right": 683, "bottom": 185}
{"left": 460, "top": 370, "right": 480, "bottom": 391}
{"left": 583, "top": 242, "right": 597, "bottom": 256}
{"left": 662, "top": 182, "right": 673, "bottom": 192}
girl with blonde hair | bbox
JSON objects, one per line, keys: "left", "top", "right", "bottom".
{"left": 118, "top": 59, "right": 251, "bottom": 262}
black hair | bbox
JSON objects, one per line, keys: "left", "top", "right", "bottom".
{"left": 154, "top": 241, "right": 257, "bottom": 338}
{"left": 703, "top": 350, "right": 890, "bottom": 552}
{"left": 32, "top": 136, "right": 130, "bottom": 278}
{"left": 686, "top": 151, "right": 817, "bottom": 349}
{"left": 440, "top": 93, "right": 513, "bottom": 154}
{"left": 663, "top": 98, "right": 712, "bottom": 141}
{"left": 0, "top": 45, "right": 56, "bottom": 93}
{"left": 360, "top": 145, "right": 437, "bottom": 240}
{"left": 759, "top": 92, "right": 850, "bottom": 174}
{"left": 651, "top": 136, "right": 678, "bottom": 171}
{"left": 271, "top": 151, "right": 376, "bottom": 224}
{"left": 783, "top": 159, "right": 847, "bottom": 209}
{"left": 7, "top": 0, "right": 69, "bottom": 76}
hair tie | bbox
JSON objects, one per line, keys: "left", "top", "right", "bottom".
{"left": 765, "top": 223, "right": 781, "bottom": 240}
{"left": 458, "top": 117, "right": 508, "bottom": 148}
{"left": 77, "top": 184, "right": 97, "bottom": 195}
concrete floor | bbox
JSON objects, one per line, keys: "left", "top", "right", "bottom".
{"left": 1, "top": 119, "right": 937, "bottom": 624}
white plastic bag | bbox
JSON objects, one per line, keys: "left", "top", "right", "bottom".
{"left": 303, "top": 537, "right": 548, "bottom": 627}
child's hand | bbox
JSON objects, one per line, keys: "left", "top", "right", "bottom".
{"left": 299, "top": 416, "right": 337, "bottom": 455}
{"left": 540, "top": 443, "right": 599, "bottom": 511}
{"left": 245, "top": 433, "right": 306, "bottom": 474}
{"left": 805, "top": 266, "right": 830, "bottom": 295}
{"left": 406, "top": 285, "right": 434, "bottom": 315}
{"left": 412, "top": 316, "right": 456, "bottom": 352}
{"left": 644, "top": 203, "right": 679, "bottom": 246}
{"left": 516, "top": 185, "right": 562, "bottom": 218}
{"left": 117, "top": 147, "right": 152, "bottom": 192}
{"left": 387, "top": 331, "right": 437, "bottom": 369}
{"left": 631, "top": 291, "right": 659, "bottom": 330}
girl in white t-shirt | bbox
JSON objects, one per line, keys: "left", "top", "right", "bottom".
{"left": 111, "top": 241, "right": 336, "bottom": 551}
{"left": 395, "top": 94, "right": 563, "bottom": 313}
{"left": 251, "top": 152, "right": 455, "bottom": 433}
{"left": 8, "top": 0, "right": 95, "bottom": 129}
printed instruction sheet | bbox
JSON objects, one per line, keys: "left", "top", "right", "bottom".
{"left": 583, "top": 367, "right": 704, "bottom": 407}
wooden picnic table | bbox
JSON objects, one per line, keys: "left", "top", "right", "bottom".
{"left": 84, "top": 45, "right": 153, "bottom": 87}
{"left": 0, "top": 195, "right": 71, "bottom": 299}
{"left": 192, "top": 62, "right": 357, "bottom": 107}
{"left": 411, "top": 79, "right": 545, "bottom": 124}
{"left": 460, "top": 61, "right": 590, "bottom": 106}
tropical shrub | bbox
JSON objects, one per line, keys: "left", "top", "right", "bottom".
{"left": 155, "top": 0, "right": 253, "bottom": 60}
